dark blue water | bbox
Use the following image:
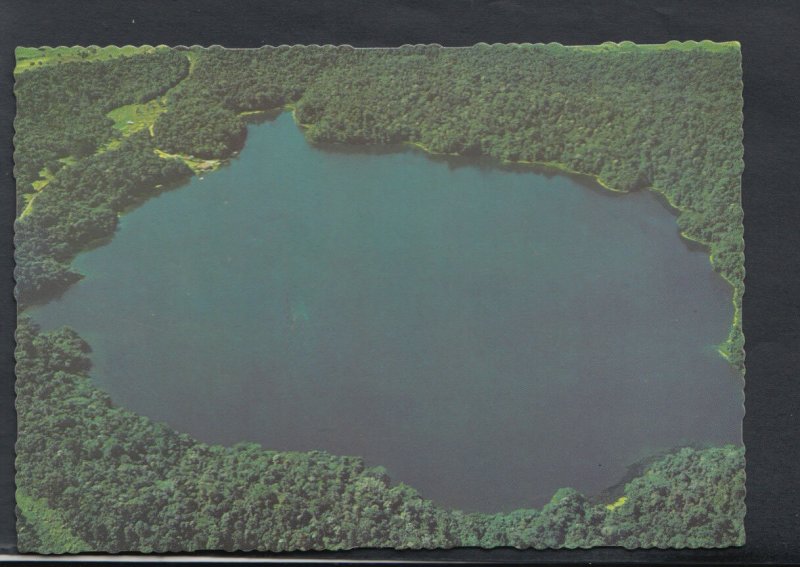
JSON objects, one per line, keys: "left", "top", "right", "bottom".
{"left": 30, "top": 112, "right": 743, "bottom": 513}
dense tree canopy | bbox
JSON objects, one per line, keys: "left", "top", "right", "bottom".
{"left": 14, "top": 49, "right": 193, "bottom": 305}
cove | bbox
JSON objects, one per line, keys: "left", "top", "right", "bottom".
{"left": 30, "top": 112, "right": 744, "bottom": 513}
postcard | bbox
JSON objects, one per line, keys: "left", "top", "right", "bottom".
{"left": 14, "top": 42, "right": 744, "bottom": 552}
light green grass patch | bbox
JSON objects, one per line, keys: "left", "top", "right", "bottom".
{"left": 107, "top": 98, "right": 167, "bottom": 136}
{"left": 605, "top": 495, "right": 628, "bottom": 511}
{"left": 23, "top": 166, "right": 56, "bottom": 218}
{"left": 14, "top": 45, "right": 171, "bottom": 74}
{"left": 18, "top": 194, "right": 36, "bottom": 220}
{"left": 30, "top": 166, "right": 55, "bottom": 191}
{"left": 154, "top": 148, "right": 221, "bottom": 174}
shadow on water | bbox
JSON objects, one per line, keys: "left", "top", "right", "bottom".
{"left": 309, "top": 139, "right": 411, "bottom": 157}
{"left": 306, "top": 130, "right": 631, "bottom": 202}
{"left": 305, "top": 126, "right": 720, "bottom": 260}
{"left": 241, "top": 108, "right": 284, "bottom": 124}
{"left": 643, "top": 188, "right": 719, "bottom": 254}
{"left": 18, "top": 172, "right": 201, "bottom": 311}
{"left": 269, "top": 111, "right": 702, "bottom": 231}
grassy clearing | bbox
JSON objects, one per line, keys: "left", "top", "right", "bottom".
{"left": 18, "top": 194, "right": 36, "bottom": 220}
{"left": 16, "top": 49, "right": 195, "bottom": 222}
{"left": 186, "top": 49, "right": 200, "bottom": 73}
{"left": 19, "top": 98, "right": 165, "bottom": 220}
{"left": 107, "top": 98, "right": 167, "bottom": 136}
{"left": 30, "top": 166, "right": 55, "bottom": 191}
{"left": 20, "top": 167, "right": 57, "bottom": 219}
{"left": 14, "top": 45, "right": 171, "bottom": 74}
{"left": 154, "top": 148, "right": 221, "bottom": 174}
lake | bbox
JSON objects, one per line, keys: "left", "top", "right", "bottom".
{"left": 30, "top": 112, "right": 744, "bottom": 513}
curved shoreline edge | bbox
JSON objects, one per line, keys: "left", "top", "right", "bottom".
{"left": 396, "top": 129, "right": 742, "bottom": 369}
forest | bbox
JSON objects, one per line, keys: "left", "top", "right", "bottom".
{"left": 16, "top": 320, "right": 745, "bottom": 551}
{"left": 14, "top": 43, "right": 745, "bottom": 551}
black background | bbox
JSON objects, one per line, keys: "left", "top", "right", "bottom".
{"left": 1, "top": 0, "right": 799, "bottom": 563}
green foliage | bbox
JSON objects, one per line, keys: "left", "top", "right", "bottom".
{"left": 151, "top": 46, "right": 340, "bottom": 156}
{"left": 298, "top": 44, "right": 744, "bottom": 369}
{"left": 599, "top": 446, "right": 746, "bottom": 548}
{"left": 153, "top": 95, "right": 245, "bottom": 158}
{"left": 14, "top": 49, "right": 193, "bottom": 306}
{"left": 17, "top": 321, "right": 745, "bottom": 552}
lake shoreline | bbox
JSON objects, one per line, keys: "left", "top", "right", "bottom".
{"left": 19, "top": 104, "right": 742, "bottom": 371}
{"left": 337, "top": 120, "right": 741, "bottom": 369}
